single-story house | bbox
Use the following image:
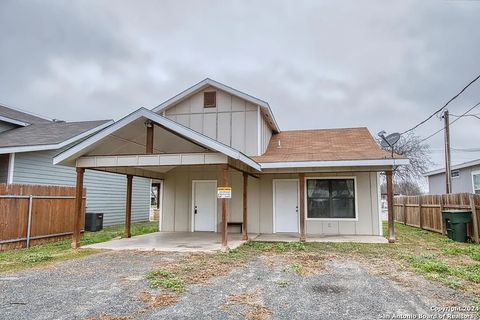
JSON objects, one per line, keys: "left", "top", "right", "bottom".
{"left": 53, "top": 78, "right": 409, "bottom": 249}
{"left": 424, "top": 159, "right": 480, "bottom": 195}
{"left": 0, "top": 104, "right": 151, "bottom": 226}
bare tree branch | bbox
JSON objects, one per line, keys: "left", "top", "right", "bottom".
{"left": 377, "top": 132, "right": 433, "bottom": 193}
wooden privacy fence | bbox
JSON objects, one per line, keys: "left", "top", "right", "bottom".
{"left": 0, "top": 184, "right": 86, "bottom": 251}
{"left": 393, "top": 193, "right": 480, "bottom": 243}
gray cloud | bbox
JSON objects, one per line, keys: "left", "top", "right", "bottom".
{"left": 0, "top": 0, "right": 479, "bottom": 171}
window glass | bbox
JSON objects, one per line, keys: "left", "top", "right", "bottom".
{"left": 473, "top": 173, "right": 480, "bottom": 194}
{"left": 306, "top": 179, "right": 355, "bottom": 219}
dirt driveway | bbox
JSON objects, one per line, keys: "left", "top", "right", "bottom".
{"left": 0, "top": 246, "right": 477, "bottom": 320}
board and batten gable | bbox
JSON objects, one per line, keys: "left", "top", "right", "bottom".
{"left": 160, "top": 86, "right": 273, "bottom": 156}
{"left": 11, "top": 150, "right": 151, "bottom": 226}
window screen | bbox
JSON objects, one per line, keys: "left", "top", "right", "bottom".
{"left": 306, "top": 179, "right": 356, "bottom": 219}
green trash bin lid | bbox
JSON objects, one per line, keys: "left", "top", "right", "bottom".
{"left": 442, "top": 210, "right": 472, "bottom": 224}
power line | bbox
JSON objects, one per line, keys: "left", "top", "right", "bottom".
{"left": 401, "top": 73, "right": 480, "bottom": 135}
{"left": 419, "top": 101, "right": 480, "bottom": 143}
{"left": 450, "top": 113, "right": 480, "bottom": 120}
{"left": 452, "top": 147, "right": 480, "bottom": 152}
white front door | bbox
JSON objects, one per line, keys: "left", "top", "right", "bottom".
{"left": 274, "top": 179, "right": 299, "bottom": 233}
{"left": 192, "top": 181, "right": 217, "bottom": 232}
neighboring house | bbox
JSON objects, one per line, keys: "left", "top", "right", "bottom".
{"left": 0, "top": 105, "right": 151, "bottom": 226}
{"left": 424, "top": 159, "right": 480, "bottom": 195}
{"left": 54, "top": 78, "right": 408, "bottom": 242}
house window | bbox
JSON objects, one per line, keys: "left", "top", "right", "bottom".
{"left": 473, "top": 171, "right": 480, "bottom": 194}
{"left": 204, "top": 91, "right": 216, "bottom": 108}
{"left": 451, "top": 170, "right": 460, "bottom": 179}
{"left": 306, "top": 178, "right": 356, "bottom": 219}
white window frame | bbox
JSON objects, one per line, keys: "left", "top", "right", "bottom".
{"left": 304, "top": 176, "right": 359, "bottom": 221}
{"left": 472, "top": 170, "right": 480, "bottom": 194}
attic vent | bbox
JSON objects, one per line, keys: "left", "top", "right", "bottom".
{"left": 204, "top": 91, "right": 216, "bottom": 108}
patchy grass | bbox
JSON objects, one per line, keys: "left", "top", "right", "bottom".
{"left": 139, "top": 292, "right": 179, "bottom": 309}
{"left": 249, "top": 223, "right": 480, "bottom": 294}
{"left": 282, "top": 262, "right": 303, "bottom": 275}
{"left": 146, "top": 270, "right": 186, "bottom": 293}
{"left": 224, "top": 291, "right": 272, "bottom": 320}
{"left": 0, "top": 221, "right": 158, "bottom": 273}
{"left": 144, "top": 222, "right": 480, "bottom": 300}
{"left": 276, "top": 280, "right": 289, "bottom": 288}
{"left": 81, "top": 221, "right": 159, "bottom": 246}
{"left": 86, "top": 315, "right": 132, "bottom": 320}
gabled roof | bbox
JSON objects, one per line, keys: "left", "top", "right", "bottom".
{"left": 0, "top": 104, "right": 52, "bottom": 126}
{"left": 424, "top": 158, "right": 480, "bottom": 177}
{"left": 0, "top": 120, "right": 113, "bottom": 154}
{"left": 53, "top": 108, "right": 261, "bottom": 171}
{"left": 151, "top": 78, "right": 280, "bottom": 133}
{"left": 252, "top": 127, "right": 409, "bottom": 168}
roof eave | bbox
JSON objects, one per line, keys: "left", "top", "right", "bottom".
{"left": 0, "top": 120, "right": 113, "bottom": 155}
{"left": 260, "top": 158, "right": 410, "bottom": 169}
{"left": 424, "top": 159, "right": 480, "bottom": 177}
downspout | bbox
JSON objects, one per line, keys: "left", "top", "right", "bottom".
{"left": 7, "top": 153, "right": 15, "bottom": 184}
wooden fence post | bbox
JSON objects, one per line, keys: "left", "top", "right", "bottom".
{"left": 469, "top": 193, "right": 479, "bottom": 243}
{"left": 402, "top": 197, "right": 407, "bottom": 225}
{"left": 418, "top": 196, "right": 423, "bottom": 230}
{"left": 439, "top": 195, "right": 445, "bottom": 236}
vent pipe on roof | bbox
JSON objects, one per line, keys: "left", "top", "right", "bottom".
{"left": 277, "top": 140, "right": 281, "bottom": 148}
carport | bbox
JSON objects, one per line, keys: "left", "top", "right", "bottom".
{"left": 54, "top": 108, "right": 261, "bottom": 251}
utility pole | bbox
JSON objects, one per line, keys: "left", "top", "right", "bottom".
{"left": 443, "top": 109, "right": 452, "bottom": 194}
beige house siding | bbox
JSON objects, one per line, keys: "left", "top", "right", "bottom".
{"left": 161, "top": 166, "right": 261, "bottom": 234}
{"left": 161, "top": 87, "right": 262, "bottom": 156}
{"left": 259, "top": 113, "right": 273, "bottom": 154}
{"left": 161, "top": 167, "right": 380, "bottom": 236}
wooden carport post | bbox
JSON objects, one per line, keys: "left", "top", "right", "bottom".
{"left": 221, "top": 165, "right": 229, "bottom": 251}
{"left": 242, "top": 172, "right": 248, "bottom": 241}
{"left": 386, "top": 170, "right": 395, "bottom": 243}
{"left": 72, "top": 167, "right": 85, "bottom": 249}
{"left": 124, "top": 175, "right": 133, "bottom": 238}
{"left": 299, "top": 173, "right": 306, "bottom": 242}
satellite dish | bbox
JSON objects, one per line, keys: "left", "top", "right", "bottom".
{"left": 380, "top": 132, "right": 401, "bottom": 148}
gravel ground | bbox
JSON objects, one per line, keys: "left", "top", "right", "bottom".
{"left": 0, "top": 251, "right": 477, "bottom": 320}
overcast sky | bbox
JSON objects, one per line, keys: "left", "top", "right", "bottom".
{"left": 1, "top": 0, "right": 479, "bottom": 171}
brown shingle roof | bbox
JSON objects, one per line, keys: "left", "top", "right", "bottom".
{"left": 251, "top": 127, "right": 394, "bottom": 163}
